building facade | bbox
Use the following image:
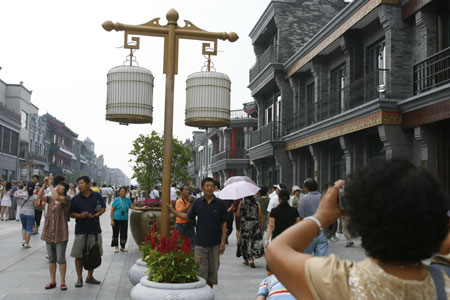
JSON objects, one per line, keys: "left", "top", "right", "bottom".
{"left": 189, "top": 108, "right": 258, "bottom": 187}
{"left": 0, "top": 79, "right": 21, "bottom": 181}
{"left": 209, "top": 109, "right": 258, "bottom": 186}
{"left": 248, "top": 0, "right": 450, "bottom": 192}
{"left": 28, "top": 114, "right": 51, "bottom": 177}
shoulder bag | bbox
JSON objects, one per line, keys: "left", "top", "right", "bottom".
{"left": 82, "top": 233, "right": 102, "bottom": 270}
{"left": 429, "top": 263, "right": 450, "bottom": 300}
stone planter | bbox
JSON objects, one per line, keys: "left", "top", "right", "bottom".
{"left": 130, "top": 208, "right": 176, "bottom": 246}
{"left": 130, "top": 277, "right": 214, "bottom": 300}
{"left": 128, "top": 258, "right": 148, "bottom": 286}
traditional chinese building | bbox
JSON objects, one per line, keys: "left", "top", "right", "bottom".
{"left": 249, "top": 0, "right": 450, "bottom": 192}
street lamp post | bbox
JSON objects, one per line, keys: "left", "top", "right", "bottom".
{"left": 103, "top": 8, "right": 238, "bottom": 237}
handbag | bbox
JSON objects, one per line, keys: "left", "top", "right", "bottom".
{"left": 82, "top": 233, "right": 102, "bottom": 270}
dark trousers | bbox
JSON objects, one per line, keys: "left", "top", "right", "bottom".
{"left": 34, "top": 210, "right": 43, "bottom": 227}
{"left": 176, "top": 223, "right": 195, "bottom": 247}
{"left": 111, "top": 219, "right": 128, "bottom": 248}
{"left": 226, "top": 212, "right": 234, "bottom": 238}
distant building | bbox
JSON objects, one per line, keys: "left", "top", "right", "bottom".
{"left": 189, "top": 108, "right": 258, "bottom": 187}
{"left": 29, "top": 114, "right": 51, "bottom": 177}
{"left": 43, "top": 113, "right": 78, "bottom": 178}
{"left": 0, "top": 79, "right": 21, "bottom": 181}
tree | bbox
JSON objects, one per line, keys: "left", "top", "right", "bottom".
{"left": 129, "top": 131, "right": 192, "bottom": 196}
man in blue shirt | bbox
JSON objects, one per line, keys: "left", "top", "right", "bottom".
{"left": 298, "top": 178, "right": 328, "bottom": 256}
{"left": 168, "top": 177, "right": 227, "bottom": 288}
{"left": 69, "top": 176, "right": 106, "bottom": 288}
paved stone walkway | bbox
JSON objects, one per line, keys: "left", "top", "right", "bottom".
{"left": 0, "top": 206, "right": 366, "bottom": 299}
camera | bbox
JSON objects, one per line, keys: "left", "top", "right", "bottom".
{"left": 338, "top": 186, "right": 345, "bottom": 211}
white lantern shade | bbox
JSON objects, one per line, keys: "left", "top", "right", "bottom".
{"left": 185, "top": 71, "right": 231, "bottom": 128}
{"left": 106, "top": 65, "right": 154, "bottom": 124}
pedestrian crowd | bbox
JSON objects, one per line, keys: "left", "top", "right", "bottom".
{"left": 3, "top": 158, "right": 450, "bottom": 299}
{"left": 0, "top": 174, "right": 139, "bottom": 291}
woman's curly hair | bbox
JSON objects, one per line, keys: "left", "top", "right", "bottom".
{"left": 345, "top": 159, "right": 449, "bottom": 263}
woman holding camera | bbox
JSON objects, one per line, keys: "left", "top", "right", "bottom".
{"left": 266, "top": 159, "right": 450, "bottom": 299}
{"left": 111, "top": 186, "right": 138, "bottom": 252}
{"left": 38, "top": 177, "right": 71, "bottom": 290}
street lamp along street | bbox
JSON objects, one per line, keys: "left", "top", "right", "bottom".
{"left": 103, "top": 8, "right": 238, "bottom": 237}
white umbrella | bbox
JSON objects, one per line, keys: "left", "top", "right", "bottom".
{"left": 223, "top": 176, "right": 256, "bottom": 187}
{"left": 218, "top": 181, "right": 260, "bottom": 200}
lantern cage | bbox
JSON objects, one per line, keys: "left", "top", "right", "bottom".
{"left": 185, "top": 71, "right": 231, "bottom": 128}
{"left": 105, "top": 65, "right": 154, "bottom": 124}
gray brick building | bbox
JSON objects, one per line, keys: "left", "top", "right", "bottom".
{"left": 248, "top": 0, "right": 450, "bottom": 192}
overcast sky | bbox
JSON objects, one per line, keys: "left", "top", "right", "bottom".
{"left": 0, "top": 0, "right": 270, "bottom": 182}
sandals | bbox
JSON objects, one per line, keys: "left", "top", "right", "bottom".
{"left": 45, "top": 283, "right": 56, "bottom": 289}
{"left": 243, "top": 261, "right": 249, "bottom": 265}
{"left": 250, "top": 262, "right": 256, "bottom": 268}
{"left": 60, "top": 283, "right": 67, "bottom": 291}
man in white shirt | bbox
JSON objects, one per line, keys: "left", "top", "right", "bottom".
{"left": 266, "top": 184, "right": 286, "bottom": 218}
{"left": 150, "top": 186, "right": 160, "bottom": 199}
{"left": 170, "top": 184, "right": 178, "bottom": 203}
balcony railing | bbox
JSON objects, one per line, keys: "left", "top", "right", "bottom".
{"left": 211, "top": 149, "right": 247, "bottom": 164}
{"left": 32, "top": 153, "right": 47, "bottom": 162}
{"left": 414, "top": 46, "right": 450, "bottom": 94}
{"left": 250, "top": 121, "right": 281, "bottom": 147}
{"left": 285, "top": 70, "right": 389, "bottom": 134}
{"left": 0, "top": 102, "right": 21, "bottom": 122}
{"left": 249, "top": 45, "right": 279, "bottom": 83}
{"left": 230, "top": 109, "right": 254, "bottom": 119}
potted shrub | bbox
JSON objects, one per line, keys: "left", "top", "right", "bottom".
{"left": 130, "top": 225, "right": 214, "bottom": 300}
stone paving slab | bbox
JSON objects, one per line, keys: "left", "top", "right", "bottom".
{"left": 0, "top": 206, "right": 366, "bottom": 300}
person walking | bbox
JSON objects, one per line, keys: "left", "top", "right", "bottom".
{"left": 69, "top": 176, "right": 106, "bottom": 288}
{"left": 265, "top": 189, "right": 300, "bottom": 247}
{"left": 33, "top": 183, "right": 45, "bottom": 235}
{"left": 170, "top": 183, "right": 178, "bottom": 205}
{"left": 0, "top": 181, "right": 12, "bottom": 221}
{"left": 19, "top": 183, "right": 38, "bottom": 248}
{"left": 256, "top": 186, "right": 270, "bottom": 232}
{"left": 289, "top": 185, "right": 302, "bottom": 209}
{"left": 236, "top": 195, "right": 264, "bottom": 268}
{"left": 110, "top": 186, "right": 139, "bottom": 252}
{"left": 38, "top": 177, "right": 71, "bottom": 291}
{"left": 175, "top": 184, "right": 196, "bottom": 247}
{"left": 298, "top": 178, "right": 328, "bottom": 256}
{"left": 168, "top": 177, "right": 227, "bottom": 288}
{"left": 149, "top": 186, "right": 160, "bottom": 200}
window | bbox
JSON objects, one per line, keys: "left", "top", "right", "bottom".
{"left": 9, "top": 170, "right": 15, "bottom": 181}
{"left": 2, "top": 128, "right": 10, "bottom": 154}
{"left": 306, "top": 154, "right": 314, "bottom": 179}
{"left": 21, "top": 110, "right": 28, "bottom": 129}
{"left": 306, "top": 83, "right": 315, "bottom": 125}
{"left": 330, "top": 64, "right": 346, "bottom": 115}
{"left": 366, "top": 133, "right": 385, "bottom": 162}
{"left": 0, "top": 126, "right": 3, "bottom": 151}
{"left": 265, "top": 105, "right": 273, "bottom": 125}
{"left": 274, "top": 95, "right": 281, "bottom": 123}
{"left": 10, "top": 131, "right": 19, "bottom": 156}
{"left": 366, "top": 40, "right": 386, "bottom": 99}
{"left": 437, "top": 0, "right": 450, "bottom": 50}
{"left": 1, "top": 169, "right": 7, "bottom": 181}
{"left": 330, "top": 142, "right": 345, "bottom": 182}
